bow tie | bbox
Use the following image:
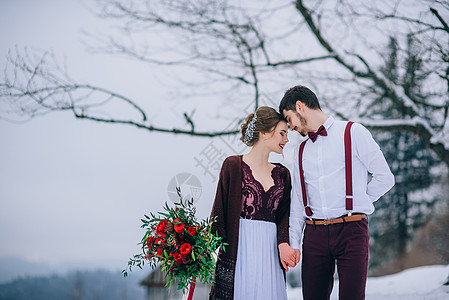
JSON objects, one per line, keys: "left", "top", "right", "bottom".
{"left": 308, "top": 125, "right": 327, "bottom": 142}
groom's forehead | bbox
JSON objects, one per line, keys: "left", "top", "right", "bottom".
{"left": 282, "top": 109, "right": 293, "bottom": 118}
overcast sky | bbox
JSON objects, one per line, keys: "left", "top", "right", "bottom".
{"left": 0, "top": 0, "right": 301, "bottom": 281}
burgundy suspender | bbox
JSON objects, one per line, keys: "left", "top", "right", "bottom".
{"left": 298, "top": 140, "right": 312, "bottom": 216}
{"left": 345, "top": 122, "right": 354, "bottom": 215}
{"left": 298, "top": 122, "right": 354, "bottom": 217}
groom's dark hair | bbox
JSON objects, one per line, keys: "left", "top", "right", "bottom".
{"left": 279, "top": 85, "right": 321, "bottom": 113}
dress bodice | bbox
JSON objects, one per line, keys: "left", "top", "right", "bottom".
{"left": 240, "top": 160, "right": 285, "bottom": 222}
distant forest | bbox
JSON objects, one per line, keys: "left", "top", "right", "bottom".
{"left": 0, "top": 270, "right": 145, "bottom": 300}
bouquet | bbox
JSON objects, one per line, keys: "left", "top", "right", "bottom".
{"left": 123, "top": 188, "right": 226, "bottom": 293}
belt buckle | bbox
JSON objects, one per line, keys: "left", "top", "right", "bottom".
{"left": 323, "top": 219, "right": 330, "bottom": 226}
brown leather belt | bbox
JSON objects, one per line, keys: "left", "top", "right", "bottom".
{"left": 305, "top": 214, "right": 366, "bottom": 226}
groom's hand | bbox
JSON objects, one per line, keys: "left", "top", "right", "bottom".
{"left": 293, "top": 248, "right": 301, "bottom": 265}
{"left": 278, "top": 243, "right": 298, "bottom": 272}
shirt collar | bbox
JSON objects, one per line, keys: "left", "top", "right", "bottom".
{"left": 322, "top": 116, "right": 335, "bottom": 131}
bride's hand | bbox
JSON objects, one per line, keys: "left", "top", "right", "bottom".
{"left": 278, "top": 243, "right": 300, "bottom": 271}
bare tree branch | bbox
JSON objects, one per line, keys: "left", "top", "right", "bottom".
{"left": 1, "top": 0, "right": 448, "bottom": 166}
{"left": 295, "top": 0, "right": 449, "bottom": 167}
{"left": 430, "top": 7, "right": 449, "bottom": 33}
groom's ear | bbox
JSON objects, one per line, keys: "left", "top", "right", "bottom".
{"left": 296, "top": 101, "right": 305, "bottom": 112}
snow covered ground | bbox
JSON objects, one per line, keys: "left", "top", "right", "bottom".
{"left": 287, "top": 265, "right": 449, "bottom": 300}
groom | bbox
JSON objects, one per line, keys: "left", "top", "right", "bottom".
{"left": 279, "top": 85, "right": 395, "bottom": 300}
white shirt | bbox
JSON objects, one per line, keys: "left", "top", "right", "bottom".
{"left": 289, "top": 116, "right": 395, "bottom": 249}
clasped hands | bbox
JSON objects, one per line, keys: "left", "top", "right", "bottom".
{"left": 278, "top": 243, "right": 300, "bottom": 272}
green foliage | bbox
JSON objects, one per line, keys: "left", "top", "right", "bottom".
{"left": 123, "top": 187, "right": 226, "bottom": 292}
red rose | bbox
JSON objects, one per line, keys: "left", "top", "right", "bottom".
{"left": 173, "top": 219, "right": 185, "bottom": 233}
{"left": 187, "top": 226, "right": 196, "bottom": 236}
{"left": 175, "top": 223, "right": 185, "bottom": 233}
{"left": 172, "top": 251, "right": 183, "bottom": 262}
{"left": 180, "top": 243, "right": 192, "bottom": 256}
{"left": 146, "top": 236, "right": 155, "bottom": 249}
{"left": 156, "top": 248, "right": 162, "bottom": 256}
{"left": 156, "top": 220, "right": 168, "bottom": 234}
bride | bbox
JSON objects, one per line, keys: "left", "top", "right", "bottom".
{"left": 209, "top": 106, "right": 298, "bottom": 300}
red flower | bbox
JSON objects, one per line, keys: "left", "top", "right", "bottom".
{"left": 156, "top": 248, "right": 163, "bottom": 256}
{"left": 164, "top": 222, "right": 173, "bottom": 233}
{"left": 155, "top": 238, "right": 166, "bottom": 247}
{"left": 187, "top": 226, "right": 196, "bottom": 236}
{"left": 172, "top": 251, "right": 183, "bottom": 263}
{"left": 173, "top": 218, "right": 185, "bottom": 233}
{"left": 156, "top": 220, "right": 168, "bottom": 234}
{"left": 146, "top": 236, "right": 155, "bottom": 249}
{"left": 180, "top": 243, "right": 192, "bottom": 256}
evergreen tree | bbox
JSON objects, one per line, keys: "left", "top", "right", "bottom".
{"left": 368, "top": 36, "right": 441, "bottom": 274}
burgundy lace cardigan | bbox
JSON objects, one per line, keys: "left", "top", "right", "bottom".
{"left": 209, "top": 155, "right": 291, "bottom": 300}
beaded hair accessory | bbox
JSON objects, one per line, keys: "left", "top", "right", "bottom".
{"left": 243, "top": 112, "right": 257, "bottom": 145}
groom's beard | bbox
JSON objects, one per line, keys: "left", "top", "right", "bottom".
{"left": 297, "top": 112, "right": 308, "bottom": 136}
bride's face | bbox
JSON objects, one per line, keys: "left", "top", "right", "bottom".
{"left": 261, "top": 121, "right": 289, "bottom": 154}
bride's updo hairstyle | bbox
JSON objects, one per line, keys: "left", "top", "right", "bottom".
{"left": 240, "top": 106, "right": 284, "bottom": 146}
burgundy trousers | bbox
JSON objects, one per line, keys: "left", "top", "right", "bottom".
{"left": 302, "top": 218, "right": 369, "bottom": 300}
